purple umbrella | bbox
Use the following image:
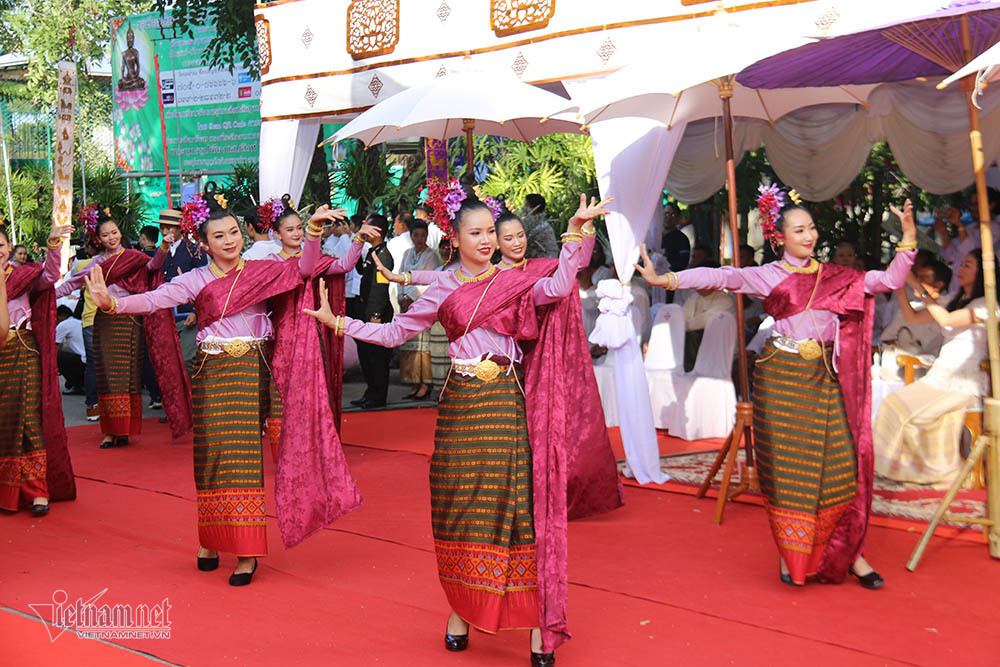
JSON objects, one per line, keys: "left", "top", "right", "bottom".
{"left": 740, "top": 0, "right": 1000, "bottom": 572}
{"left": 738, "top": 2, "right": 1000, "bottom": 88}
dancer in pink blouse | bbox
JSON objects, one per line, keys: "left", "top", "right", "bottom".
{"left": 636, "top": 194, "right": 918, "bottom": 589}
{"left": 1, "top": 217, "right": 76, "bottom": 515}
{"left": 87, "top": 186, "right": 366, "bottom": 587}
{"left": 306, "top": 196, "right": 613, "bottom": 666}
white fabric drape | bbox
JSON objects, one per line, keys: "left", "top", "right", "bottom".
{"left": 587, "top": 117, "right": 684, "bottom": 485}
{"left": 666, "top": 78, "right": 1000, "bottom": 204}
{"left": 259, "top": 119, "right": 321, "bottom": 205}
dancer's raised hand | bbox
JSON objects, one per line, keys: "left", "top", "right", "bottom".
{"left": 84, "top": 265, "right": 112, "bottom": 310}
{"left": 372, "top": 252, "right": 407, "bottom": 284}
{"left": 634, "top": 243, "right": 676, "bottom": 289}
{"left": 567, "top": 194, "right": 613, "bottom": 234}
{"left": 889, "top": 199, "right": 916, "bottom": 245}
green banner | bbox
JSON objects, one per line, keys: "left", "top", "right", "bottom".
{"left": 111, "top": 12, "right": 260, "bottom": 182}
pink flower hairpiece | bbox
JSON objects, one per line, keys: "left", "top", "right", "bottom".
{"left": 257, "top": 197, "right": 284, "bottom": 229}
{"left": 756, "top": 183, "right": 786, "bottom": 248}
{"left": 78, "top": 204, "right": 100, "bottom": 246}
{"left": 180, "top": 196, "right": 210, "bottom": 244}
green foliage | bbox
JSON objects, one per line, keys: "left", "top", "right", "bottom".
{"left": 373, "top": 158, "right": 427, "bottom": 218}
{"left": 77, "top": 165, "right": 151, "bottom": 239}
{"left": 154, "top": 0, "right": 257, "bottom": 76}
{"left": 332, "top": 141, "right": 394, "bottom": 214}
{"left": 479, "top": 134, "right": 598, "bottom": 235}
{"left": 223, "top": 161, "right": 259, "bottom": 217}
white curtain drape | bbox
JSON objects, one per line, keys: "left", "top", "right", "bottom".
{"left": 587, "top": 117, "right": 685, "bottom": 485}
{"left": 666, "top": 79, "right": 1000, "bottom": 204}
{"left": 258, "top": 118, "right": 322, "bottom": 205}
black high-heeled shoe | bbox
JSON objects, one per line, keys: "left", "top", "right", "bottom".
{"left": 849, "top": 566, "right": 884, "bottom": 589}
{"left": 114, "top": 436, "right": 129, "bottom": 447}
{"left": 100, "top": 437, "right": 115, "bottom": 449}
{"left": 228, "top": 558, "right": 257, "bottom": 586}
{"left": 444, "top": 632, "right": 469, "bottom": 652}
{"left": 197, "top": 553, "right": 219, "bottom": 571}
{"left": 31, "top": 502, "right": 50, "bottom": 517}
{"left": 531, "top": 651, "right": 556, "bottom": 666}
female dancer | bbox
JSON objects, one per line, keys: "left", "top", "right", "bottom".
{"left": 59, "top": 208, "right": 172, "bottom": 447}
{"left": 1, "top": 218, "right": 76, "bottom": 515}
{"left": 382, "top": 197, "right": 625, "bottom": 520}
{"left": 635, "top": 192, "right": 917, "bottom": 589}
{"left": 256, "top": 193, "right": 372, "bottom": 455}
{"left": 86, "top": 189, "right": 365, "bottom": 586}
{"left": 875, "top": 249, "right": 997, "bottom": 485}
{"left": 306, "top": 197, "right": 611, "bottom": 665}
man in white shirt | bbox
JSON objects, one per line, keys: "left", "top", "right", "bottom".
{"left": 55, "top": 306, "right": 86, "bottom": 394}
{"left": 386, "top": 212, "right": 415, "bottom": 314}
{"left": 242, "top": 210, "right": 282, "bottom": 260}
{"left": 322, "top": 216, "right": 353, "bottom": 258}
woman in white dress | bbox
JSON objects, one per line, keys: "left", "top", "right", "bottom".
{"left": 874, "top": 249, "right": 996, "bottom": 486}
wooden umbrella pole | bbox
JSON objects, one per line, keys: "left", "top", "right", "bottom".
{"left": 695, "top": 81, "right": 757, "bottom": 524}
{"left": 463, "top": 118, "right": 475, "bottom": 176}
{"left": 960, "top": 15, "right": 1000, "bottom": 558}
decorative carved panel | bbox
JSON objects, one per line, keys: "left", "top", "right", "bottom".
{"left": 490, "top": 0, "right": 555, "bottom": 37}
{"left": 347, "top": 0, "right": 400, "bottom": 61}
{"left": 254, "top": 15, "right": 272, "bottom": 76}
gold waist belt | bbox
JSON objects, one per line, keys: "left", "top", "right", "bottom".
{"left": 199, "top": 338, "right": 268, "bottom": 358}
{"left": 451, "top": 358, "right": 514, "bottom": 382}
{"left": 5, "top": 329, "right": 14, "bottom": 343}
{"left": 771, "top": 334, "right": 826, "bottom": 361}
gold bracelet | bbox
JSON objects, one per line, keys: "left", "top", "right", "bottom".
{"left": 352, "top": 233, "right": 364, "bottom": 244}
{"left": 895, "top": 241, "right": 917, "bottom": 252}
{"left": 581, "top": 225, "right": 596, "bottom": 237}
{"left": 663, "top": 272, "right": 679, "bottom": 291}
{"left": 403, "top": 271, "right": 412, "bottom": 287}
{"left": 306, "top": 224, "right": 323, "bottom": 238}
{"left": 331, "top": 315, "right": 345, "bottom": 337}
{"left": 561, "top": 232, "right": 583, "bottom": 244}
{"left": 46, "top": 237, "right": 63, "bottom": 250}
{"left": 100, "top": 296, "right": 119, "bottom": 315}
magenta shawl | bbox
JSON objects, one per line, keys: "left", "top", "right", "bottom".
{"left": 520, "top": 259, "right": 624, "bottom": 521}
{"left": 101, "top": 249, "right": 192, "bottom": 437}
{"left": 440, "top": 267, "right": 602, "bottom": 653}
{"left": 7, "top": 264, "right": 75, "bottom": 502}
{"left": 195, "top": 258, "right": 362, "bottom": 548}
{"left": 763, "top": 263, "right": 874, "bottom": 583}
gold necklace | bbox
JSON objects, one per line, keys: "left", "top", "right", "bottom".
{"left": 781, "top": 257, "right": 819, "bottom": 274}
{"left": 209, "top": 258, "right": 245, "bottom": 278}
{"left": 455, "top": 263, "right": 498, "bottom": 283}
{"left": 499, "top": 257, "right": 526, "bottom": 269}
{"left": 278, "top": 248, "right": 300, "bottom": 259}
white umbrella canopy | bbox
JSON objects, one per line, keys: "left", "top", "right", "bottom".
{"left": 940, "top": 39, "right": 1000, "bottom": 91}
{"left": 320, "top": 72, "right": 581, "bottom": 147}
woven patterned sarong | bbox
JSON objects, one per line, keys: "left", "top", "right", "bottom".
{"left": 753, "top": 342, "right": 858, "bottom": 584}
{"left": 94, "top": 311, "right": 143, "bottom": 436}
{"left": 432, "top": 371, "right": 539, "bottom": 632}
{"left": 429, "top": 322, "right": 450, "bottom": 389}
{"left": 0, "top": 331, "right": 47, "bottom": 510}
{"left": 192, "top": 349, "right": 270, "bottom": 556}
{"left": 267, "top": 372, "right": 283, "bottom": 463}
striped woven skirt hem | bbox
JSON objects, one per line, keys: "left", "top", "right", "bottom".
{"left": 753, "top": 342, "right": 859, "bottom": 584}
{"left": 94, "top": 311, "right": 143, "bottom": 436}
{"left": 431, "top": 371, "right": 539, "bottom": 632}
{"left": 192, "top": 348, "right": 270, "bottom": 556}
{"left": 0, "top": 330, "right": 47, "bottom": 510}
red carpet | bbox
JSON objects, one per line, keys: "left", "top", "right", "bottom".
{"left": 1, "top": 411, "right": 997, "bottom": 665}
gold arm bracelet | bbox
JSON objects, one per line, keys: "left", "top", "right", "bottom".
{"left": 895, "top": 241, "right": 917, "bottom": 252}
{"left": 403, "top": 271, "right": 412, "bottom": 287}
{"left": 46, "top": 237, "right": 63, "bottom": 250}
{"left": 581, "top": 226, "right": 596, "bottom": 237}
{"left": 561, "top": 232, "right": 583, "bottom": 243}
{"left": 100, "top": 296, "right": 119, "bottom": 315}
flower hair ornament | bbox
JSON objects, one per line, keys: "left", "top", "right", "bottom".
{"left": 424, "top": 177, "right": 502, "bottom": 241}
{"left": 78, "top": 204, "right": 100, "bottom": 246}
{"left": 257, "top": 196, "right": 285, "bottom": 229}
{"left": 756, "top": 183, "right": 789, "bottom": 248}
{"left": 180, "top": 194, "right": 211, "bottom": 244}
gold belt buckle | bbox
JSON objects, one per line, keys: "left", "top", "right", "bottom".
{"left": 5, "top": 330, "right": 14, "bottom": 343}
{"left": 797, "top": 339, "right": 823, "bottom": 361}
{"left": 223, "top": 339, "right": 252, "bottom": 358}
{"left": 473, "top": 359, "right": 501, "bottom": 382}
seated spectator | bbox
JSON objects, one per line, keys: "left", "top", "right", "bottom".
{"left": 55, "top": 305, "right": 86, "bottom": 395}
{"left": 689, "top": 244, "right": 714, "bottom": 268}
{"left": 880, "top": 260, "right": 952, "bottom": 356}
{"left": 875, "top": 249, "right": 996, "bottom": 486}
{"left": 832, "top": 241, "right": 857, "bottom": 267}
{"left": 661, "top": 203, "right": 691, "bottom": 274}
{"left": 681, "top": 269, "right": 736, "bottom": 371}
{"left": 934, "top": 196, "right": 1000, "bottom": 293}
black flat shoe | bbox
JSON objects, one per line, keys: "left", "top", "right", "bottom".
{"left": 349, "top": 397, "right": 366, "bottom": 407}
{"left": 228, "top": 558, "right": 258, "bottom": 586}
{"left": 779, "top": 571, "right": 795, "bottom": 586}
{"left": 531, "top": 651, "right": 556, "bottom": 667}
{"left": 114, "top": 436, "right": 129, "bottom": 447}
{"left": 100, "top": 438, "right": 115, "bottom": 449}
{"left": 197, "top": 555, "right": 219, "bottom": 572}
{"left": 444, "top": 632, "right": 468, "bottom": 652}
{"left": 850, "top": 567, "right": 884, "bottom": 590}
{"left": 31, "top": 503, "right": 50, "bottom": 517}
